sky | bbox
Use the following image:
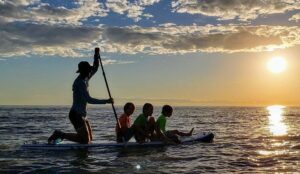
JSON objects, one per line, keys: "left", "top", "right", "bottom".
{"left": 0, "top": 0, "right": 300, "bottom": 106}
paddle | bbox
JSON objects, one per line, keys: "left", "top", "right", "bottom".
{"left": 96, "top": 48, "right": 121, "bottom": 130}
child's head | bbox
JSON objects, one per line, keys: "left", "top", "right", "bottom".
{"left": 142, "top": 103, "right": 153, "bottom": 117}
{"left": 162, "top": 105, "right": 173, "bottom": 117}
{"left": 124, "top": 102, "right": 135, "bottom": 116}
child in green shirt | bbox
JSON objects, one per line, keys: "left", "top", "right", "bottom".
{"left": 132, "top": 103, "right": 156, "bottom": 143}
{"left": 156, "top": 105, "right": 194, "bottom": 143}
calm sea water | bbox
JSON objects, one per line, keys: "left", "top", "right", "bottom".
{"left": 0, "top": 105, "right": 299, "bottom": 173}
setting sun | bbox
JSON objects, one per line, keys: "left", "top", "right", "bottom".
{"left": 267, "top": 56, "right": 287, "bottom": 74}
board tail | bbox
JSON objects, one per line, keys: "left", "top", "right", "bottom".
{"left": 198, "top": 133, "right": 214, "bottom": 143}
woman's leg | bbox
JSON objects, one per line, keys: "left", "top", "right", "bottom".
{"left": 63, "top": 122, "right": 90, "bottom": 144}
{"left": 48, "top": 130, "right": 64, "bottom": 143}
{"left": 49, "top": 111, "right": 90, "bottom": 144}
{"left": 65, "top": 110, "right": 90, "bottom": 144}
{"left": 85, "top": 120, "right": 93, "bottom": 141}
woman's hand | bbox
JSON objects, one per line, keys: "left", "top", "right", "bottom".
{"left": 95, "top": 47, "right": 100, "bottom": 56}
{"left": 106, "top": 98, "right": 114, "bottom": 104}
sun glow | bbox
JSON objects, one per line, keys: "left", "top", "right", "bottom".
{"left": 267, "top": 105, "right": 288, "bottom": 136}
{"left": 267, "top": 56, "right": 287, "bottom": 74}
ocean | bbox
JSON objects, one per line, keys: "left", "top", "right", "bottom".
{"left": 0, "top": 105, "right": 299, "bottom": 173}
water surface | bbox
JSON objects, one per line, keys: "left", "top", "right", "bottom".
{"left": 0, "top": 106, "right": 299, "bottom": 173}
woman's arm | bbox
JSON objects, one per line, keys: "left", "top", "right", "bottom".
{"left": 79, "top": 81, "right": 109, "bottom": 104}
{"left": 89, "top": 48, "right": 100, "bottom": 79}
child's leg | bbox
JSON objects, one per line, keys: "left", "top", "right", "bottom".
{"left": 134, "top": 132, "right": 145, "bottom": 143}
{"left": 132, "top": 126, "right": 146, "bottom": 143}
{"left": 165, "top": 131, "right": 181, "bottom": 144}
{"left": 117, "top": 128, "right": 135, "bottom": 143}
{"left": 116, "top": 130, "right": 123, "bottom": 143}
{"left": 171, "top": 128, "right": 194, "bottom": 136}
{"left": 124, "top": 127, "right": 135, "bottom": 141}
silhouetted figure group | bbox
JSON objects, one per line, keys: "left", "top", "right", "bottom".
{"left": 116, "top": 103, "right": 194, "bottom": 144}
{"left": 48, "top": 48, "right": 193, "bottom": 145}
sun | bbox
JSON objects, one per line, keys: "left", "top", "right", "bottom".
{"left": 267, "top": 56, "right": 287, "bottom": 74}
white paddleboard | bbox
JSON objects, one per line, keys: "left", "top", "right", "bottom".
{"left": 21, "top": 132, "right": 214, "bottom": 150}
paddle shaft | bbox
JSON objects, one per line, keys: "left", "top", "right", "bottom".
{"left": 98, "top": 54, "right": 121, "bottom": 129}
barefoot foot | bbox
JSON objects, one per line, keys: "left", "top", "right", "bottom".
{"left": 188, "top": 128, "right": 194, "bottom": 136}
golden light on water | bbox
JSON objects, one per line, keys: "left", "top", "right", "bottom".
{"left": 267, "top": 56, "right": 287, "bottom": 74}
{"left": 258, "top": 149, "right": 287, "bottom": 156}
{"left": 267, "top": 105, "right": 288, "bottom": 136}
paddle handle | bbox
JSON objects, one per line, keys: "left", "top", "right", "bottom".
{"left": 96, "top": 48, "right": 121, "bottom": 129}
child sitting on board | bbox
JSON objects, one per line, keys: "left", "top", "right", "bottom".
{"left": 155, "top": 105, "right": 194, "bottom": 144}
{"left": 115, "top": 102, "right": 135, "bottom": 143}
{"left": 132, "top": 103, "right": 156, "bottom": 143}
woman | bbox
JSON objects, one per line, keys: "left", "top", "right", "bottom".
{"left": 48, "top": 48, "right": 113, "bottom": 144}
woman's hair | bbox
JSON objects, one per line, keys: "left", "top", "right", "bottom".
{"left": 162, "top": 105, "right": 173, "bottom": 115}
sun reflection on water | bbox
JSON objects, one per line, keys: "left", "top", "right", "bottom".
{"left": 267, "top": 105, "right": 288, "bottom": 136}
{"left": 257, "top": 105, "right": 289, "bottom": 157}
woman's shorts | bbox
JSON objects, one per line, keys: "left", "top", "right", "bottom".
{"left": 69, "top": 110, "right": 86, "bottom": 130}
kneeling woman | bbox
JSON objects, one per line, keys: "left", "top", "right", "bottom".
{"left": 48, "top": 48, "right": 113, "bottom": 144}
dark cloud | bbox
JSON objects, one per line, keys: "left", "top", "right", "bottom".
{"left": 1, "top": 24, "right": 300, "bottom": 57}
{"left": 101, "top": 25, "right": 300, "bottom": 54}
{"left": 172, "top": 0, "right": 300, "bottom": 21}
{"left": 0, "top": 22, "right": 100, "bottom": 57}
{"left": 0, "top": 1, "right": 31, "bottom": 22}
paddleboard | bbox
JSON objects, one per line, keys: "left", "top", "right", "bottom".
{"left": 21, "top": 132, "right": 214, "bottom": 150}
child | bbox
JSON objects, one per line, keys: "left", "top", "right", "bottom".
{"left": 156, "top": 105, "right": 194, "bottom": 144}
{"left": 132, "top": 103, "right": 155, "bottom": 143}
{"left": 115, "top": 102, "right": 135, "bottom": 143}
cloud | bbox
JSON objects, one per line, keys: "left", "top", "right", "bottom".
{"left": 0, "top": 22, "right": 100, "bottom": 57}
{"left": 105, "top": 0, "right": 159, "bottom": 22}
{"left": 289, "top": 13, "right": 300, "bottom": 22}
{"left": 0, "top": 0, "right": 107, "bottom": 25}
{"left": 1, "top": 23, "right": 300, "bottom": 57}
{"left": 8, "top": 0, "right": 38, "bottom": 6}
{"left": 101, "top": 25, "right": 300, "bottom": 54}
{"left": 1, "top": 0, "right": 158, "bottom": 24}
{"left": 137, "top": 0, "right": 160, "bottom": 6}
{"left": 172, "top": 0, "right": 300, "bottom": 21}
{"left": 102, "top": 59, "right": 135, "bottom": 65}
